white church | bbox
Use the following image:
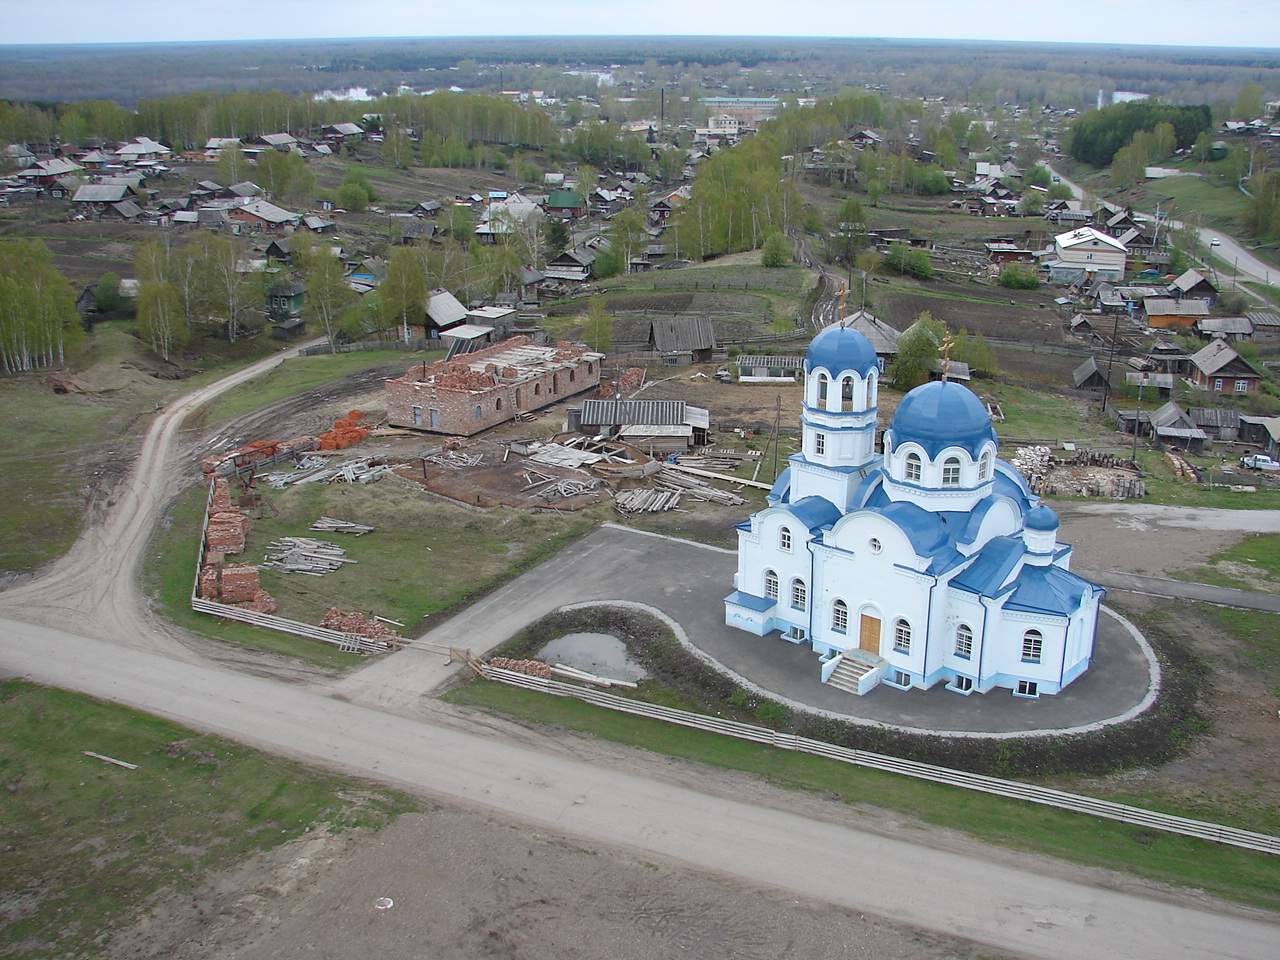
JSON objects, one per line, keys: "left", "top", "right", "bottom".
{"left": 724, "top": 323, "right": 1105, "bottom": 698}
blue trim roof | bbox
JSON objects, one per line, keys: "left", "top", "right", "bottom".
{"left": 951, "top": 536, "right": 1026, "bottom": 597}
{"left": 1004, "top": 564, "right": 1101, "bottom": 617}
{"left": 805, "top": 324, "right": 879, "bottom": 376}
{"left": 875, "top": 501, "right": 963, "bottom": 572}
{"left": 888, "top": 381, "right": 997, "bottom": 457}
{"left": 767, "top": 466, "right": 792, "bottom": 505}
{"left": 781, "top": 495, "right": 843, "bottom": 532}
{"left": 724, "top": 590, "right": 775, "bottom": 613}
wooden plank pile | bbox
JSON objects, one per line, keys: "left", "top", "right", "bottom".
{"left": 260, "top": 537, "right": 356, "bottom": 576}
{"left": 656, "top": 466, "right": 747, "bottom": 506}
{"left": 615, "top": 488, "right": 682, "bottom": 512}
{"left": 427, "top": 449, "right": 485, "bottom": 467}
{"left": 264, "top": 457, "right": 394, "bottom": 487}
{"left": 540, "top": 477, "right": 605, "bottom": 501}
{"left": 310, "top": 516, "right": 374, "bottom": 536}
{"left": 673, "top": 455, "right": 742, "bottom": 471}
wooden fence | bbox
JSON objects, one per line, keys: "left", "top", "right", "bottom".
{"left": 482, "top": 666, "right": 1280, "bottom": 857}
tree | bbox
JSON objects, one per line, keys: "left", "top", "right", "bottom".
{"left": 215, "top": 146, "right": 250, "bottom": 185}
{"left": 336, "top": 181, "right": 369, "bottom": 212}
{"left": 585, "top": 295, "right": 610, "bottom": 354}
{"left": 202, "top": 236, "right": 258, "bottom": 342}
{"left": 608, "top": 206, "right": 647, "bottom": 274}
{"left": 301, "top": 247, "right": 356, "bottom": 345}
{"left": 137, "top": 280, "right": 187, "bottom": 361}
{"left": 888, "top": 312, "right": 944, "bottom": 391}
{"left": 378, "top": 246, "right": 428, "bottom": 339}
{"left": 382, "top": 127, "right": 414, "bottom": 168}
{"left": 1233, "top": 85, "right": 1264, "bottom": 121}
{"left": 761, "top": 232, "right": 791, "bottom": 268}
{"left": 886, "top": 241, "right": 933, "bottom": 280}
{"left": 0, "top": 239, "right": 83, "bottom": 372}
{"left": 998, "top": 265, "right": 1040, "bottom": 290}
{"left": 546, "top": 219, "right": 571, "bottom": 258}
{"left": 1024, "top": 165, "right": 1051, "bottom": 189}
{"left": 95, "top": 271, "right": 124, "bottom": 313}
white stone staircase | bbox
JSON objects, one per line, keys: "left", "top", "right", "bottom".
{"left": 824, "top": 654, "right": 885, "bottom": 695}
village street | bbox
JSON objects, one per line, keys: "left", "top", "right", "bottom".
{"left": 0, "top": 349, "right": 1277, "bottom": 959}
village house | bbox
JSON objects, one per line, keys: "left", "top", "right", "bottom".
{"left": 1043, "top": 227, "right": 1127, "bottom": 284}
{"left": 384, "top": 337, "right": 603, "bottom": 435}
{"left": 1189, "top": 339, "right": 1263, "bottom": 396}
{"left": 228, "top": 198, "right": 301, "bottom": 232}
{"left": 573, "top": 398, "right": 710, "bottom": 454}
{"left": 1168, "top": 269, "right": 1218, "bottom": 305}
{"left": 1143, "top": 297, "right": 1209, "bottom": 330}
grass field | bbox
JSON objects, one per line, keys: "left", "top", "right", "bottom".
{"left": 1140, "top": 176, "right": 1251, "bottom": 224}
{"left": 445, "top": 679, "right": 1280, "bottom": 910}
{"left": 0, "top": 679, "right": 414, "bottom": 960}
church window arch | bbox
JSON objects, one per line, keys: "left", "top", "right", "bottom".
{"left": 942, "top": 457, "right": 962, "bottom": 487}
{"left": 841, "top": 376, "right": 855, "bottom": 412}
{"left": 831, "top": 599, "right": 848, "bottom": 633}
{"left": 763, "top": 570, "right": 779, "bottom": 600}
{"left": 980, "top": 450, "right": 993, "bottom": 481}
{"left": 779, "top": 527, "right": 792, "bottom": 552}
{"left": 816, "top": 374, "right": 828, "bottom": 407}
{"left": 790, "top": 578, "right": 807, "bottom": 611}
{"left": 904, "top": 452, "right": 922, "bottom": 482}
{"left": 1021, "top": 629, "right": 1043, "bottom": 663}
{"left": 893, "top": 619, "right": 912, "bottom": 654}
{"left": 867, "top": 371, "right": 878, "bottom": 407}
{"left": 955, "top": 624, "right": 973, "bottom": 658}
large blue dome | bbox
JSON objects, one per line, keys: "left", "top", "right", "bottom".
{"left": 889, "top": 380, "right": 996, "bottom": 457}
{"left": 805, "top": 323, "right": 879, "bottom": 376}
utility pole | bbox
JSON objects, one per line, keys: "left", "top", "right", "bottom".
{"left": 1130, "top": 375, "right": 1147, "bottom": 465}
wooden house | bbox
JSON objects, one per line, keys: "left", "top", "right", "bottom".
{"left": 1189, "top": 339, "right": 1263, "bottom": 396}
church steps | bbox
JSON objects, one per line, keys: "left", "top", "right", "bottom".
{"left": 825, "top": 654, "right": 883, "bottom": 694}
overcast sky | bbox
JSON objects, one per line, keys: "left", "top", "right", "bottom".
{"left": 1, "top": 0, "right": 1277, "bottom": 48}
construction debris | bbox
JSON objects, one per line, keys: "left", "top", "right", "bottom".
{"left": 427, "top": 450, "right": 485, "bottom": 468}
{"left": 261, "top": 538, "right": 356, "bottom": 576}
{"left": 310, "top": 517, "right": 374, "bottom": 536}
{"left": 656, "top": 466, "right": 747, "bottom": 505}
{"left": 488, "top": 657, "right": 553, "bottom": 678}
{"left": 539, "top": 478, "right": 605, "bottom": 501}
{"left": 1013, "top": 445, "right": 1147, "bottom": 499}
{"left": 318, "top": 608, "right": 401, "bottom": 641}
{"left": 615, "top": 488, "right": 682, "bottom": 512}
{"left": 262, "top": 457, "right": 394, "bottom": 487}
{"left": 200, "top": 562, "right": 277, "bottom": 613}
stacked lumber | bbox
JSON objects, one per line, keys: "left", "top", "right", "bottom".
{"left": 260, "top": 538, "right": 355, "bottom": 576}
{"left": 1165, "top": 452, "right": 1198, "bottom": 482}
{"left": 673, "top": 456, "right": 740, "bottom": 471}
{"left": 540, "top": 478, "right": 605, "bottom": 501}
{"left": 427, "top": 450, "right": 485, "bottom": 467}
{"left": 318, "top": 608, "right": 400, "bottom": 640}
{"left": 264, "top": 457, "right": 393, "bottom": 487}
{"left": 310, "top": 517, "right": 374, "bottom": 536}
{"left": 656, "top": 467, "right": 746, "bottom": 506}
{"left": 488, "top": 657, "right": 552, "bottom": 678}
{"left": 615, "top": 488, "right": 682, "bottom": 512}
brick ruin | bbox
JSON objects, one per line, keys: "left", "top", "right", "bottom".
{"left": 384, "top": 336, "right": 604, "bottom": 436}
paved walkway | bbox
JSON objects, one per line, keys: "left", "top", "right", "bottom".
{"left": 334, "top": 525, "right": 1158, "bottom": 737}
{"left": 1078, "top": 568, "right": 1280, "bottom": 613}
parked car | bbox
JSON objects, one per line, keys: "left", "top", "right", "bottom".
{"left": 1239, "top": 454, "right": 1280, "bottom": 470}
{"left": 1210, "top": 237, "right": 1222, "bottom": 247}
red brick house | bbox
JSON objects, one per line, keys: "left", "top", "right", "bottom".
{"left": 384, "top": 337, "right": 604, "bottom": 435}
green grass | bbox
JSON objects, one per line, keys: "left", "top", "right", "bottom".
{"left": 1141, "top": 177, "right": 1251, "bottom": 224}
{"left": 201, "top": 347, "right": 442, "bottom": 425}
{"left": 1200, "top": 607, "right": 1280, "bottom": 701}
{"left": 983, "top": 382, "right": 1102, "bottom": 442}
{"left": 1187, "top": 532, "right": 1280, "bottom": 588}
{"left": 0, "top": 679, "right": 416, "bottom": 959}
{"left": 445, "top": 680, "right": 1280, "bottom": 911}
{"left": 1135, "top": 449, "right": 1280, "bottom": 509}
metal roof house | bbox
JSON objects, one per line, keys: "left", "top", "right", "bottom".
{"left": 1043, "top": 227, "right": 1127, "bottom": 284}
{"left": 725, "top": 323, "right": 1104, "bottom": 698}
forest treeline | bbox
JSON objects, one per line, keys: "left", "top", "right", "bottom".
{"left": 0, "top": 90, "right": 555, "bottom": 152}
{"left": 0, "top": 241, "right": 82, "bottom": 373}
{"left": 1066, "top": 100, "right": 1213, "bottom": 165}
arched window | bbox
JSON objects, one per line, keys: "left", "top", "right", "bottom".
{"left": 790, "top": 578, "right": 807, "bottom": 611}
{"left": 893, "top": 619, "right": 912, "bottom": 654}
{"left": 764, "top": 570, "right": 779, "bottom": 600}
{"left": 816, "top": 374, "right": 828, "bottom": 407}
{"left": 955, "top": 624, "right": 973, "bottom": 658}
{"left": 779, "top": 527, "right": 792, "bottom": 552}
{"left": 841, "top": 377, "right": 855, "bottom": 412}
{"left": 495, "top": 397, "right": 503, "bottom": 411}
{"left": 905, "top": 452, "right": 922, "bottom": 482}
{"left": 474, "top": 404, "right": 483, "bottom": 419}
{"left": 980, "top": 450, "right": 993, "bottom": 481}
{"left": 831, "top": 599, "right": 848, "bottom": 633}
{"left": 942, "top": 457, "right": 962, "bottom": 487}
{"left": 868, "top": 372, "right": 878, "bottom": 407}
{"left": 534, "top": 383, "right": 541, "bottom": 396}
{"left": 1021, "top": 629, "right": 1043, "bottom": 664}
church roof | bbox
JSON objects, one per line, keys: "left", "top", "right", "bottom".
{"left": 950, "top": 536, "right": 1024, "bottom": 598}
{"left": 1004, "top": 564, "right": 1101, "bottom": 617}
{"left": 875, "top": 501, "right": 963, "bottom": 572}
{"left": 780, "top": 495, "right": 842, "bottom": 532}
{"left": 888, "top": 380, "right": 997, "bottom": 458}
{"left": 805, "top": 323, "right": 879, "bottom": 376}
{"left": 1025, "top": 504, "right": 1059, "bottom": 532}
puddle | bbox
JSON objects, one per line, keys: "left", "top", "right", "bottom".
{"left": 536, "top": 632, "right": 650, "bottom": 683}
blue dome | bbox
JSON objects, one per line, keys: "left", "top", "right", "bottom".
{"left": 889, "top": 381, "right": 996, "bottom": 457}
{"left": 805, "top": 324, "right": 879, "bottom": 376}
{"left": 1025, "top": 505, "right": 1059, "bottom": 532}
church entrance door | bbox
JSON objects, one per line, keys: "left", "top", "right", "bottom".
{"left": 858, "top": 614, "right": 880, "bottom": 655}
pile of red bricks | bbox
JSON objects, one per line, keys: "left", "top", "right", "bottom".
{"left": 592, "top": 366, "right": 645, "bottom": 400}
{"left": 316, "top": 409, "right": 369, "bottom": 451}
{"left": 198, "top": 562, "right": 276, "bottom": 613}
{"left": 205, "top": 511, "right": 248, "bottom": 555}
{"left": 201, "top": 435, "right": 318, "bottom": 475}
{"left": 487, "top": 657, "right": 553, "bottom": 678}
{"left": 318, "top": 607, "right": 400, "bottom": 640}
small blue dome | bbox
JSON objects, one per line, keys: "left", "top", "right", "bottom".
{"left": 889, "top": 380, "right": 996, "bottom": 457}
{"left": 806, "top": 324, "right": 879, "bottom": 376}
{"left": 1025, "top": 505, "right": 1059, "bottom": 532}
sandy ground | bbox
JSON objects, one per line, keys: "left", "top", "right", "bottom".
{"left": 130, "top": 808, "right": 1013, "bottom": 960}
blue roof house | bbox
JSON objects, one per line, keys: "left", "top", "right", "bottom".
{"left": 725, "top": 323, "right": 1104, "bottom": 698}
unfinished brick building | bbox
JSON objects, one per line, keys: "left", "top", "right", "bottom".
{"left": 385, "top": 336, "right": 604, "bottom": 435}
